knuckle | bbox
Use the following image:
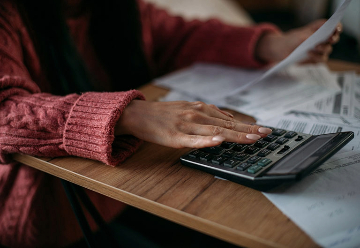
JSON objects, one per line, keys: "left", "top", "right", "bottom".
{"left": 167, "top": 128, "right": 178, "bottom": 137}
{"left": 236, "top": 132, "right": 246, "bottom": 140}
{"left": 211, "top": 126, "right": 224, "bottom": 136}
{"left": 244, "top": 124, "right": 259, "bottom": 134}
{"left": 251, "top": 125, "right": 261, "bottom": 133}
{"left": 243, "top": 125, "right": 253, "bottom": 133}
{"left": 188, "top": 135, "right": 201, "bottom": 147}
{"left": 192, "top": 101, "right": 206, "bottom": 110}
{"left": 182, "top": 110, "right": 198, "bottom": 121}
{"left": 176, "top": 121, "right": 188, "bottom": 132}
{"left": 208, "top": 104, "right": 217, "bottom": 109}
{"left": 224, "top": 120, "right": 236, "bottom": 130}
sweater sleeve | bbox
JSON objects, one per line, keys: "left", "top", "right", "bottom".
{"left": 0, "top": 2, "right": 145, "bottom": 166}
{"left": 138, "top": 0, "right": 281, "bottom": 76}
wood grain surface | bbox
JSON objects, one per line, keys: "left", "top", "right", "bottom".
{"left": 13, "top": 60, "right": 360, "bottom": 248}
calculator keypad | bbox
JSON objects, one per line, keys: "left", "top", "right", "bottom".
{"left": 182, "top": 129, "right": 312, "bottom": 178}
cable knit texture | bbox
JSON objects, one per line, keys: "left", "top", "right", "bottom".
{"left": 0, "top": 0, "right": 280, "bottom": 247}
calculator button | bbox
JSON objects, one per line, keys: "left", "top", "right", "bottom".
{"left": 277, "top": 145, "right": 290, "bottom": 154}
{"left": 267, "top": 143, "right": 280, "bottom": 151}
{"left": 257, "top": 158, "right": 272, "bottom": 167}
{"left": 247, "top": 156, "right": 261, "bottom": 164}
{"left": 236, "top": 162, "right": 251, "bottom": 171}
{"left": 276, "top": 137, "right": 289, "bottom": 145}
{"left": 223, "top": 159, "right": 240, "bottom": 168}
{"left": 199, "top": 153, "right": 213, "bottom": 161}
{"left": 254, "top": 140, "right": 269, "bottom": 148}
{"left": 222, "top": 150, "right": 236, "bottom": 158}
{"left": 220, "top": 142, "right": 235, "bottom": 149}
{"left": 244, "top": 146, "right": 260, "bottom": 154}
{"left": 188, "top": 150, "right": 202, "bottom": 158}
{"left": 232, "top": 144, "right": 247, "bottom": 152}
{"left": 295, "top": 135, "right": 304, "bottom": 141}
{"left": 272, "top": 129, "right": 286, "bottom": 136}
{"left": 258, "top": 149, "right": 272, "bottom": 157}
{"left": 200, "top": 146, "right": 224, "bottom": 155}
{"left": 247, "top": 165, "right": 263, "bottom": 174}
{"left": 263, "top": 135, "right": 278, "bottom": 142}
{"left": 233, "top": 153, "right": 249, "bottom": 161}
{"left": 211, "top": 156, "right": 227, "bottom": 165}
{"left": 284, "top": 131, "right": 297, "bottom": 138}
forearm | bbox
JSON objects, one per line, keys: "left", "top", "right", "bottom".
{"left": 138, "top": 0, "right": 281, "bottom": 75}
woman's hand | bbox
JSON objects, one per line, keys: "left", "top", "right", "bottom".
{"left": 115, "top": 100, "right": 272, "bottom": 148}
{"left": 256, "top": 19, "right": 342, "bottom": 64}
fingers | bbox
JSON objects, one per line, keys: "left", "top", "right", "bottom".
{"left": 182, "top": 114, "right": 270, "bottom": 137}
{"left": 328, "top": 23, "right": 342, "bottom": 44}
{"left": 175, "top": 135, "right": 226, "bottom": 149}
{"left": 304, "top": 43, "right": 333, "bottom": 63}
{"left": 301, "top": 22, "right": 341, "bottom": 64}
{"left": 170, "top": 101, "right": 273, "bottom": 148}
{"left": 174, "top": 132, "right": 261, "bottom": 149}
{"left": 186, "top": 101, "right": 234, "bottom": 121}
{"left": 173, "top": 124, "right": 272, "bottom": 149}
{"left": 120, "top": 100, "right": 273, "bottom": 150}
{"left": 208, "top": 104, "right": 234, "bottom": 118}
{"left": 180, "top": 123, "right": 270, "bottom": 143}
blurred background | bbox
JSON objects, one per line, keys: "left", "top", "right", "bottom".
{"left": 145, "top": 0, "right": 360, "bottom": 63}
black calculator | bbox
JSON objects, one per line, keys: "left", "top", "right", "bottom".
{"left": 180, "top": 129, "right": 354, "bottom": 191}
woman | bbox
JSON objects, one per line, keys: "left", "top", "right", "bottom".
{"left": 0, "top": 0, "right": 340, "bottom": 247}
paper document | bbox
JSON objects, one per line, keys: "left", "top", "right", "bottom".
{"left": 230, "top": 0, "right": 352, "bottom": 94}
{"left": 283, "top": 110, "right": 360, "bottom": 128}
{"left": 258, "top": 114, "right": 360, "bottom": 153}
{"left": 263, "top": 150, "right": 360, "bottom": 248}
{"left": 156, "top": 63, "right": 264, "bottom": 100}
{"left": 219, "top": 66, "right": 340, "bottom": 121}
{"left": 156, "top": 63, "right": 340, "bottom": 120}
{"left": 294, "top": 73, "right": 360, "bottom": 120}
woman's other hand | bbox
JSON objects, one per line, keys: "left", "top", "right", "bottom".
{"left": 256, "top": 19, "right": 342, "bottom": 64}
{"left": 115, "top": 100, "right": 272, "bottom": 148}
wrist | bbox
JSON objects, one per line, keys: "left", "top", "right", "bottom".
{"left": 115, "top": 100, "right": 140, "bottom": 136}
{"left": 255, "top": 32, "right": 283, "bottom": 63}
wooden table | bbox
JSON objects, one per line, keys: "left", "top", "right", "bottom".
{"left": 13, "top": 60, "right": 360, "bottom": 248}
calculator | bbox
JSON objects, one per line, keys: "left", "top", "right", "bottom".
{"left": 180, "top": 129, "right": 354, "bottom": 191}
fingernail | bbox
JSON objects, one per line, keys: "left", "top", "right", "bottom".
{"left": 246, "top": 134, "right": 261, "bottom": 141}
{"left": 258, "top": 127, "right": 272, "bottom": 134}
{"left": 212, "top": 136, "right": 225, "bottom": 142}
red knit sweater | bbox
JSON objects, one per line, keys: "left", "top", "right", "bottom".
{"left": 0, "top": 0, "right": 279, "bottom": 247}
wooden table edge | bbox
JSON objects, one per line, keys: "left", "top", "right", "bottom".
{"left": 13, "top": 153, "right": 288, "bottom": 248}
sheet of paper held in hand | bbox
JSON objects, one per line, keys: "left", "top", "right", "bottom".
{"left": 230, "top": 0, "right": 353, "bottom": 94}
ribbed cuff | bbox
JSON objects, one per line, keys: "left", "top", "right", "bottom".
{"left": 64, "top": 90, "right": 145, "bottom": 166}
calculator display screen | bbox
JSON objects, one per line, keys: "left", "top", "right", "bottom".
{"left": 266, "top": 133, "right": 338, "bottom": 175}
